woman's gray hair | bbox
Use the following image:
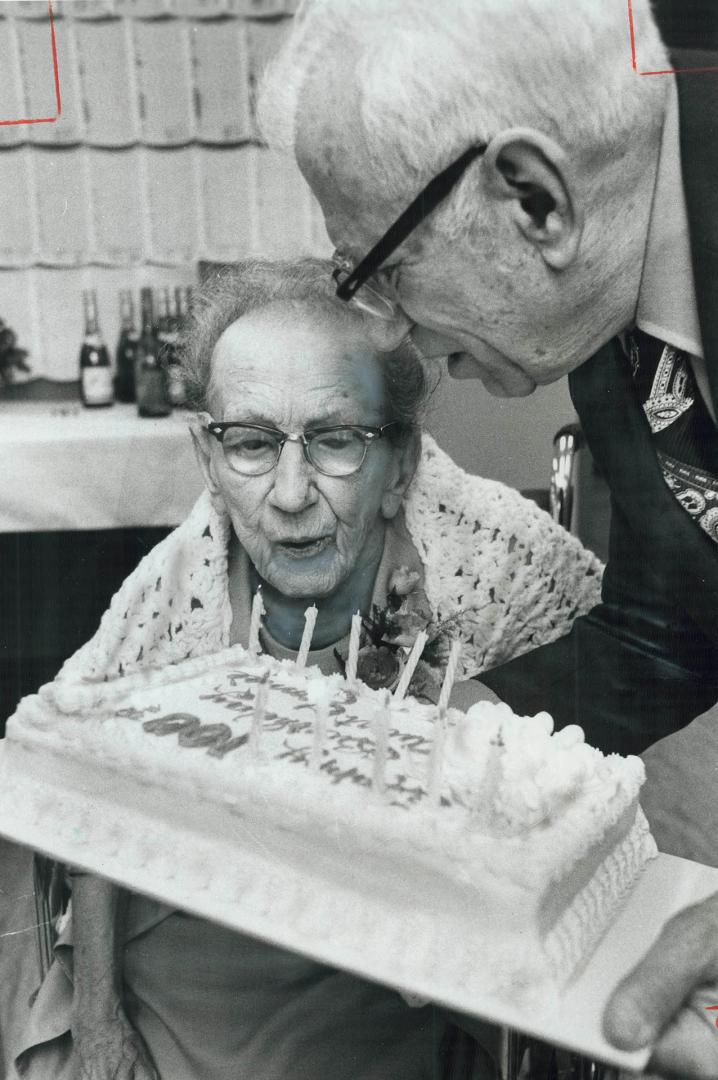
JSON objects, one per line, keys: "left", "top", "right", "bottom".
{"left": 179, "top": 257, "right": 436, "bottom": 435}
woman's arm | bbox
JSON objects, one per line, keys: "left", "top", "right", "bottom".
{"left": 71, "top": 875, "right": 157, "bottom": 1080}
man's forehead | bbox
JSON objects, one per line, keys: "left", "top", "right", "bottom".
{"left": 298, "top": 141, "right": 412, "bottom": 261}
{"left": 298, "top": 146, "right": 380, "bottom": 253}
{"left": 295, "top": 57, "right": 404, "bottom": 255}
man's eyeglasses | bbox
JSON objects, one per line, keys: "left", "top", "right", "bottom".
{"left": 332, "top": 143, "right": 487, "bottom": 321}
{"left": 205, "top": 421, "right": 399, "bottom": 478}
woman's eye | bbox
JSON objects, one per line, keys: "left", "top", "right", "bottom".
{"left": 225, "top": 431, "right": 275, "bottom": 455}
{"left": 314, "top": 431, "right": 356, "bottom": 451}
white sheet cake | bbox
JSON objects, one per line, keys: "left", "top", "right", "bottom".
{"left": 0, "top": 643, "right": 657, "bottom": 1007}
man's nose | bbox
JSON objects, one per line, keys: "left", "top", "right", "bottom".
{"left": 268, "top": 440, "right": 317, "bottom": 513}
{"left": 410, "top": 326, "right": 459, "bottom": 359}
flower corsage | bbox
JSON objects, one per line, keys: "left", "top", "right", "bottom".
{"left": 334, "top": 566, "right": 465, "bottom": 701}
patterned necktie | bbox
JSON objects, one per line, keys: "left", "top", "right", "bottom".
{"left": 627, "top": 327, "right": 718, "bottom": 543}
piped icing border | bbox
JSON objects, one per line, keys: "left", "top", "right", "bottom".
{"left": 0, "top": 740, "right": 656, "bottom": 1006}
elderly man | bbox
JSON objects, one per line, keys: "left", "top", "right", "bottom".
{"left": 257, "top": 1, "right": 718, "bottom": 1076}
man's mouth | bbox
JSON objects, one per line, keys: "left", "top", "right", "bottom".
{"left": 447, "top": 350, "right": 536, "bottom": 397}
{"left": 274, "top": 536, "right": 333, "bottom": 559}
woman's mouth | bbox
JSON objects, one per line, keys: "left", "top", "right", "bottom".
{"left": 275, "top": 536, "right": 333, "bottom": 559}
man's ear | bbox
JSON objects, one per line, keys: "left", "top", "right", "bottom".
{"left": 483, "top": 127, "right": 583, "bottom": 270}
{"left": 381, "top": 432, "right": 420, "bottom": 520}
{"left": 189, "top": 414, "right": 225, "bottom": 509}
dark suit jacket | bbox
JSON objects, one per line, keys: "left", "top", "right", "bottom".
{"left": 483, "top": 50, "right": 718, "bottom": 756}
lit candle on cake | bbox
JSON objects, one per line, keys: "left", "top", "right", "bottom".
{"left": 249, "top": 673, "right": 269, "bottom": 759}
{"left": 393, "top": 630, "right": 428, "bottom": 702}
{"left": 346, "top": 611, "right": 362, "bottom": 685}
{"left": 310, "top": 684, "right": 331, "bottom": 772}
{"left": 427, "top": 705, "right": 448, "bottom": 806}
{"left": 372, "top": 689, "right": 392, "bottom": 796}
{"left": 437, "top": 639, "right": 462, "bottom": 712}
{"left": 248, "top": 588, "right": 265, "bottom": 655}
{"left": 296, "top": 604, "right": 318, "bottom": 669}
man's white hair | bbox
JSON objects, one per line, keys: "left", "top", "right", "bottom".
{"left": 259, "top": 0, "right": 670, "bottom": 228}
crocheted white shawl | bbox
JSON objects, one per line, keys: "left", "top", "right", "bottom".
{"left": 58, "top": 435, "right": 603, "bottom": 686}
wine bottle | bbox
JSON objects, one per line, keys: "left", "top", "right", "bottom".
{"left": 79, "top": 289, "right": 114, "bottom": 408}
{"left": 135, "top": 287, "right": 171, "bottom": 418}
{"left": 156, "top": 287, "right": 173, "bottom": 368}
{"left": 156, "top": 287, "right": 170, "bottom": 350}
{"left": 174, "top": 285, "right": 185, "bottom": 326}
{"left": 164, "top": 287, "right": 186, "bottom": 407}
{"left": 114, "top": 289, "right": 139, "bottom": 403}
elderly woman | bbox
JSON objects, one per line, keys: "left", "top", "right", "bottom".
{"left": 14, "top": 258, "right": 602, "bottom": 1080}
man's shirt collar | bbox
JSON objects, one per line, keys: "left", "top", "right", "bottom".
{"left": 635, "top": 79, "right": 704, "bottom": 360}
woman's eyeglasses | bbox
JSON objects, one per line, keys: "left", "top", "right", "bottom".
{"left": 332, "top": 143, "right": 487, "bottom": 322}
{"left": 205, "top": 421, "right": 399, "bottom": 478}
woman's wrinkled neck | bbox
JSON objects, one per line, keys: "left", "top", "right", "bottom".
{"left": 249, "top": 524, "right": 386, "bottom": 651}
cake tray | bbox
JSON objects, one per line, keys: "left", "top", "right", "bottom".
{"left": 1, "top": 762, "right": 717, "bottom": 1071}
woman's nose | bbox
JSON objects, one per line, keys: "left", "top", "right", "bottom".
{"left": 268, "top": 439, "right": 318, "bottom": 512}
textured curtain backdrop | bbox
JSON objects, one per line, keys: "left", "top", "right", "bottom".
{"left": 0, "top": 0, "right": 328, "bottom": 383}
{"left": 0, "top": 0, "right": 574, "bottom": 491}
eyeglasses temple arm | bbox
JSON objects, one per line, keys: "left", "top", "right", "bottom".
{"left": 336, "top": 144, "right": 486, "bottom": 300}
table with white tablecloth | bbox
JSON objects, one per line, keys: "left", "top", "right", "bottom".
{"left": 0, "top": 402, "right": 204, "bottom": 533}
{"left": 0, "top": 401, "right": 204, "bottom": 729}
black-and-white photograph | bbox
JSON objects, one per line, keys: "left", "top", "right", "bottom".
{"left": 1, "top": 1, "right": 717, "bottom": 1077}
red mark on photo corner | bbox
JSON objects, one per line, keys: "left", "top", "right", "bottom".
{"left": 0, "top": 0, "right": 61, "bottom": 127}
{"left": 627, "top": 0, "right": 718, "bottom": 76}
{"left": 706, "top": 1005, "right": 718, "bottom": 1029}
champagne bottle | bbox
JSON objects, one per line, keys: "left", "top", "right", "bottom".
{"left": 114, "top": 289, "right": 139, "bottom": 403}
{"left": 79, "top": 289, "right": 113, "bottom": 408}
{"left": 135, "top": 287, "right": 171, "bottom": 418}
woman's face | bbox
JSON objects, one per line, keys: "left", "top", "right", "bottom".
{"left": 194, "top": 300, "right": 415, "bottom": 600}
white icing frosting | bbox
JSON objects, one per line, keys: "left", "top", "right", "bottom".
{"left": 3, "top": 643, "right": 658, "bottom": 1005}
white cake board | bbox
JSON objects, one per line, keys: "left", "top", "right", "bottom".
{"left": 1, "top": 768, "right": 717, "bottom": 1072}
